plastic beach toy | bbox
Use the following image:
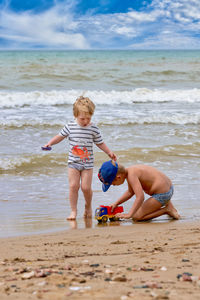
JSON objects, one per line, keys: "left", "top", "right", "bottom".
{"left": 41, "top": 146, "right": 52, "bottom": 151}
{"left": 95, "top": 205, "right": 124, "bottom": 222}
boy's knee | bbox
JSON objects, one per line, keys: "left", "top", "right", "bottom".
{"left": 70, "top": 182, "right": 80, "bottom": 191}
{"left": 81, "top": 185, "right": 92, "bottom": 195}
{"left": 132, "top": 212, "right": 142, "bottom": 221}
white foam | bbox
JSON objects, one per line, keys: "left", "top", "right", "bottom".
{"left": 0, "top": 119, "right": 64, "bottom": 128}
{"left": 100, "top": 113, "right": 200, "bottom": 125}
{"left": 1, "top": 88, "right": 200, "bottom": 108}
{"left": 1, "top": 111, "right": 199, "bottom": 126}
{"left": 0, "top": 157, "right": 32, "bottom": 170}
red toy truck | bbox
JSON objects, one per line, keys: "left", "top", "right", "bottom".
{"left": 95, "top": 205, "right": 124, "bottom": 222}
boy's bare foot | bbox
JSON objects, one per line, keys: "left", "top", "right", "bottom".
{"left": 67, "top": 211, "right": 77, "bottom": 220}
{"left": 84, "top": 209, "right": 92, "bottom": 219}
{"left": 84, "top": 218, "right": 92, "bottom": 228}
{"left": 68, "top": 220, "right": 77, "bottom": 229}
{"left": 166, "top": 202, "right": 180, "bottom": 220}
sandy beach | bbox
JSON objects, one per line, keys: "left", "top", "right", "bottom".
{"left": 0, "top": 220, "right": 200, "bottom": 300}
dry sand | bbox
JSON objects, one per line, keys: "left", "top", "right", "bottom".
{"left": 0, "top": 220, "right": 200, "bottom": 300}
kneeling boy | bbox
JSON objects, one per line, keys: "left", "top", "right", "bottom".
{"left": 98, "top": 160, "right": 180, "bottom": 221}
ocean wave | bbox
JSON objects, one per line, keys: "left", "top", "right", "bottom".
{"left": 142, "top": 70, "right": 189, "bottom": 76}
{"left": 1, "top": 112, "right": 199, "bottom": 128}
{"left": 1, "top": 143, "right": 199, "bottom": 173}
{"left": 0, "top": 119, "right": 64, "bottom": 129}
{"left": 0, "top": 154, "right": 66, "bottom": 173}
{"left": 1, "top": 88, "right": 200, "bottom": 108}
{"left": 99, "top": 113, "right": 200, "bottom": 125}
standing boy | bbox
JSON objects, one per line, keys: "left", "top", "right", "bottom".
{"left": 43, "top": 97, "right": 116, "bottom": 220}
{"left": 98, "top": 160, "right": 180, "bottom": 221}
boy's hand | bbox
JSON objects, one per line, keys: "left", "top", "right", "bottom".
{"left": 42, "top": 144, "right": 52, "bottom": 151}
{"left": 115, "top": 213, "right": 131, "bottom": 219}
{"left": 108, "top": 151, "right": 117, "bottom": 161}
{"left": 110, "top": 203, "right": 117, "bottom": 212}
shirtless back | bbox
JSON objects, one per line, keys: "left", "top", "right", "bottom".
{"left": 126, "top": 165, "right": 172, "bottom": 196}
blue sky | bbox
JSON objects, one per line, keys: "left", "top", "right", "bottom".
{"left": 0, "top": 0, "right": 200, "bottom": 49}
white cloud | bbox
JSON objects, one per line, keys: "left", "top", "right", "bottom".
{"left": 110, "top": 25, "right": 136, "bottom": 38}
{"left": 79, "top": 0, "right": 200, "bottom": 49}
{"left": 151, "top": 0, "right": 200, "bottom": 22}
{"left": 0, "top": 0, "right": 200, "bottom": 49}
{"left": 0, "top": 4, "right": 89, "bottom": 49}
{"left": 126, "top": 10, "right": 162, "bottom": 22}
{"left": 130, "top": 31, "right": 200, "bottom": 50}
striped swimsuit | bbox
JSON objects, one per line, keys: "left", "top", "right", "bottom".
{"left": 59, "top": 120, "right": 103, "bottom": 169}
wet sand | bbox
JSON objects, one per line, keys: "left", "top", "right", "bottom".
{"left": 0, "top": 220, "right": 200, "bottom": 300}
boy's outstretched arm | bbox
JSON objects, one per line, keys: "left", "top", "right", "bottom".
{"left": 43, "top": 135, "right": 65, "bottom": 148}
{"left": 116, "top": 177, "right": 144, "bottom": 219}
{"left": 111, "top": 189, "right": 134, "bottom": 212}
{"left": 96, "top": 142, "right": 117, "bottom": 161}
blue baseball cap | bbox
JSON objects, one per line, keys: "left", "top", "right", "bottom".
{"left": 98, "top": 160, "right": 118, "bottom": 192}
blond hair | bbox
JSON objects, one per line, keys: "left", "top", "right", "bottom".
{"left": 111, "top": 161, "right": 126, "bottom": 175}
{"left": 73, "top": 96, "right": 95, "bottom": 117}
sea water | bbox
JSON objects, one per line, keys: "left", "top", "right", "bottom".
{"left": 0, "top": 50, "right": 200, "bottom": 237}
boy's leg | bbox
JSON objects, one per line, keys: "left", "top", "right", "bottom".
{"left": 133, "top": 197, "right": 180, "bottom": 221}
{"left": 67, "top": 167, "right": 81, "bottom": 220}
{"left": 80, "top": 169, "right": 93, "bottom": 218}
{"left": 166, "top": 201, "right": 180, "bottom": 219}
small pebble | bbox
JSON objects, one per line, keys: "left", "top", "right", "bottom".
{"left": 90, "top": 264, "right": 100, "bottom": 267}
{"left": 38, "top": 281, "right": 47, "bottom": 286}
{"left": 105, "top": 269, "right": 114, "bottom": 275}
{"left": 82, "top": 260, "right": 89, "bottom": 265}
{"left": 105, "top": 278, "right": 112, "bottom": 281}
{"left": 121, "top": 296, "right": 128, "bottom": 300}
{"left": 112, "top": 275, "right": 127, "bottom": 282}
{"left": 21, "top": 271, "right": 35, "bottom": 279}
{"left": 182, "top": 259, "right": 190, "bottom": 262}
